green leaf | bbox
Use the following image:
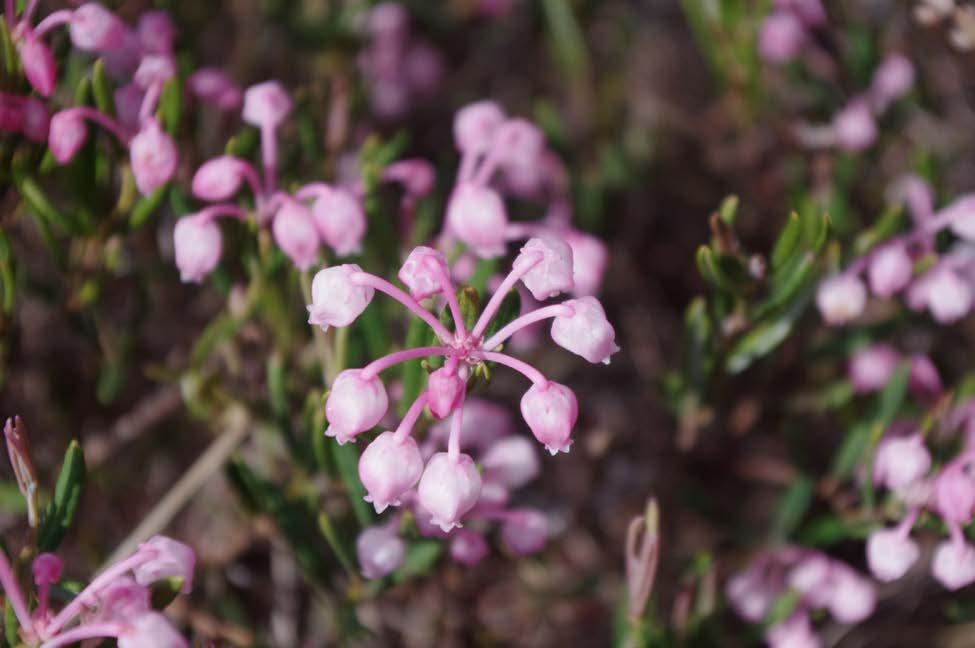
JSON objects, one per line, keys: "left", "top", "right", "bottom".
{"left": 4, "top": 597, "right": 17, "bottom": 647}
{"left": 771, "top": 212, "right": 801, "bottom": 270}
{"left": 318, "top": 512, "right": 357, "bottom": 577}
{"left": 159, "top": 77, "right": 182, "bottom": 135}
{"left": 769, "top": 476, "right": 813, "bottom": 542}
{"left": 482, "top": 290, "right": 521, "bottom": 346}
{"left": 718, "top": 195, "right": 739, "bottom": 225}
{"left": 540, "top": 0, "right": 590, "bottom": 83}
{"left": 16, "top": 175, "right": 78, "bottom": 234}
{"left": 797, "top": 515, "right": 874, "bottom": 547}
{"left": 470, "top": 258, "right": 499, "bottom": 295}
{"left": 91, "top": 59, "right": 115, "bottom": 116}
{"left": 391, "top": 540, "right": 442, "bottom": 584}
{"left": 225, "top": 127, "right": 259, "bottom": 157}
{"left": 0, "top": 231, "right": 15, "bottom": 316}
{"left": 725, "top": 317, "right": 794, "bottom": 374}
{"left": 38, "top": 441, "right": 86, "bottom": 552}
{"left": 150, "top": 577, "right": 184, "bottom": 610}
{"left": 831, "top": 422, "right": 870, "bottom": 480}
{"left": 128, "top": 185, "right": 169, "bottom": 229}
{"left": 331, "top": 442, "right": 373, "bottom": 528}
{"left": 0, "top": 18, "right": 16, "bottom": 78}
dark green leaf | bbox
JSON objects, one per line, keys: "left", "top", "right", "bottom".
{"left": 160, "top": 77, "right": 182, "bottom": 135}
{"left": 91, "top": 59, "right": 114, "bottom": 116}
{"left": 769, "top": 476, "right": 813, "bottom": 541}
{"left": 399, "top": 316, "right": 430, "bottom": 416}
{"left": 391, "top": 540, "right": 442, "bottom": 583}
{"left": 725, "top": 317, "right": 793, "bottom": 374}
{"left": 318, "top": 512, "right": 357, "bottom": 577}
{"left": 331, "top": 442, "right": 373, "bottom": 528}
{"left": 771, "top": 212, "right": 801, "bottom": 270}
{"left": 128, "top": 185, "right": 169, "bottom": 229}
{"left": 38, "top": 441, "right": 86, "bottom": 552}
{"left": 150, "top": 577, "right": 184, "bottom": 610}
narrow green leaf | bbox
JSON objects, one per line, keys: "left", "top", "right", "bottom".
{"left": 128, "top": 185, "right": 169, "bottom": 229}
{"left": 318, "top": 512, "right": 357, "bottom": 577}
{"left": 399, "top": 316, "right": 429, "bottom": 416}
{"left": 769, "top": 476, "right": 813, "bottom": 541}
{"left": 725, "top": 317, "right": 793, "bottom": 374}
{"left": 540, "top": 0, "right": 590, "bottom": 83}
{"left": 160, "top": 77, "right": 182, "bottom": 135}
{"left": 16, "top": 175, "right": 77, "bottom": 234}
{"left": 4, "top": 597, "right": 17, "bottom": 647}
{"left": 91, "top": 59, "right": 114, "bottom": 116}
{"left": 771, "top": 212, "right": 801, "bottom": 270}
{"left": 482, "top": 290, "right": 521, "bottom": 345}
{"left": 331, "top": 442, "right": 373, "bottom": 528}
{"left": 38, "top": 441, "right": 86, "bottom": 552}
{"left": 0, "top": 18, "right": 16, "bottom": 78}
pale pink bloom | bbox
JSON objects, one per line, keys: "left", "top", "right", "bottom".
{"left": 870, "top": 54, "right": 915, "bottom": 112}
{"left": 70, "top": 3, "right": 127, "bottom": 52}
{"left": 133, "top": 536, "right": 196, "bottom": 593}
{"left": 550, "top": 297, "right": 619, "bottom": 364}
{"left": 480, "top": 436, "right": 540, "bottom": 489}
{"left": 21, "top": 97, "right": 49, "bottom": 143}
{"left": 501, "top": 509, "right": 547, "bottom": 555}
{"left": 133, "top": 54, "right": 176, "bottom": 89}
{"left": 426, "top": 368, "right": 465, "bottom": 419}
{"left": 726, "top": 569, "right": 774, "bottom": 622}
{"left": 493, "top": 119, "right": 545, "bottom": 170}
{"left": 759, "top": 12, "right": 806, "bottom": 63}
{"left": 446, "top": 184, "right": 508, "bottom": 258}
{"left": 874, "top": 433, "right": 931, "bottom": 490}
{"left": 359, "top": 431, "right": 424, "bottom": 513}
{"left": 909, "top": 354, "right": 943, "bottom": 398}
{"left": 933, "top": 460, "right": 975, "bottom": 524}
{"left": 816, "top": 275, "right": 867, "bottom": 324}
{"left": 825, "top": 566, "right": 876, "bottom": 624}
{"left": 242, "top": 81, "right": 293, "bottom": 129}
{"left": 866, "top": 528, "right": 919, "bottom": 582}
{"left": 450, "top": 529, "right": 489, "bottom": 566}
{"left": 130, "top": 119, "right": 178, "bottom": 195}
{"left": 832, "top": 99, "right": 878, "bottom": 152}
{"left": 20, "top": 34, "right": 56, "bottom": 98}
{"left": 324, "top": 369, "right": 389, "bottom": 444}
{"left": 922, "top": 267, "right": 973, "bottom": 323}
{"left": 117, "top": 611, "right": 188, "bottom": 648}
{"left": 383, "top": 159, "right": 436, "bottom": 197}
{"left": 91, "top": 576, "right": 150, "bottom": 621}
{"left": 113, "top": 83, "right": 144, "bottom": 132}
{"left": 307, "top": 264, "right": 374, "bottom": 331}
{"left": 516, "top": 237, "right": 575, "bottom": 300}
{"left": 454, "top": 100, "right": 506, "bottom": 153}
{"left": 357, "top": 526, "right": 405, "bottom": 579}
{"left": 520, "top": 381, "right": 578, "bottom": 455}
{"left": 944, "top": 195, "right": 975, "bottom": 241}
{"left": 932, "top": 540, "right": 975, "bottom": 590}
{"left": 48, "top": 110, "right": 88, "bottom": 164}
{"left": 173, "top": 215, "right": 222, "bottom": 283}
{"left": 310, "top": 187, "right": 366, "bottom": 257}
{"left": 766, "top": 613, "right": 820, "bottom": 648}
{"left": 272, "top": 200, "right": 320, "bottom": 271}
{"left": 848, "top": 343, "right": 899, "bottom": 394}
{"left": 398, "top": 246, "right": 450, "bottom": 299}
{"left": 417, "top": 452, "right": 482, "bottom": 532}
{"left": 564, "top": 229, "right": 609, "bottom": 296}
{"left": 429, "top": 398, "right": 513, "bottom": 452}
{"left": 867, "top": 243, "right": 913, "bottom": 297}
{"left": 187, "top": 68, "right": 242, "bottom": 111}
{"left": 137, "top": 10, "right": 177, "bottom": 55}
{"left": 367, "top": 2, "right": 409, "bottom": 42}
{"left": 192, "top": 156, "right": 249, "bottom": 201}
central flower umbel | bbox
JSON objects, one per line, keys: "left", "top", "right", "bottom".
{"left": 307, "top": 238, "right": 619, "bottom": 532}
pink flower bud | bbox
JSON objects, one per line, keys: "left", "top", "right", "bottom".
{"left": 909, "top": 354, "right": 943, "bottom": 398}
{"left": 117, "top": 611, "right": 188, "bottom": 648}
{"left": 501, "top": 509, "right": 547, "bottom": 555}
{"left": 933, "top": 540, "right": 975, "bottom": 590}
{"left": 133, "top": 536, "right": 195, "bottom": 593}
{"left": 310, "top": 188, "right": 366, "bottom": 257}
{"left": 0, "top": 94, "right": 23, "bottom": 134}
{"left": 564, "top": 230, "right": 608, "bottom": 297}
{"left": 454, "top": 100, "right": 506, "bottom": 153}
{"left": 130, "top": 119, "right": 178, "bottom": 195}
{"left": 727, "top": 569, "right": 773, "bottom": 622}
{"left": 550, "top": 297, "right": 619, "bottom": 364}
{"left": 920, "top": 268, "right": 973, "bottom": 323}
{"left": 943, "top": 195, "right": 975, "bottom": 241}
{"left": 874, "top": 433, "right": 931, "bottom": 490}
{"left": 867, "top": 244, "right": 913, "bottom": 297}
{"left": 758, "top": 12, "right": 806, "bottom": 63}
{"left": 101, "top": 28, "right": 139, "bottom": 79}
{"left": 359, "top": 431, "right": 424, "bottom": 513}
{"left": 356, "top": 526, "right": 405, "bottom": 579}
{"left": 934, "top": 460, "right": 975, "bottom": 524}
{"left": 187, "top": 68, "right": 242, "bottom": 111}
{"left": 832, "top": 99, "right": 878, "bottom": 152}
{"left": 849, "top": 343, "right": 899, "bottom": 394}
{"left": 137, "top": 10, "right": 176, "bottom": 55}
{"left": 325, "top": 369, "right": 388, "bottom": 443}
{"left": 91, "top": 576, "right": 150, "bottom": 622}
{"left": 20, "top": 34, "right": 56, "bottom": 98}
{"left": 867, "top": 528, "right": 919, "bottom": 582}
{"left": 516, "top": 237, "right": 574, "bottom": 300}
{"left": 242, "top": 81, "right": 293, "bottom": 129}
{"left": 191, "top": 156, "right": 248, "bottom": 201}
{"left": 426, "top": 368, "right": 465, "bottom": 419}
{"left": 398, "top": 246, "right": 450, "bottom": 300}
{"left": 70, "top": 3, "right": 127, "bottom": 52}
{"left": 417, "top": 452, "right": 482, "bottom": 532}
{"left": 825, "top": 566, "right": 875, "bottom": 624}
{"left": 272, "top": 200, "right": 320, "bottom": 271}
{"left": 870, "top": 55, "right": 914, "bottom": 111}
{"left": 21, "top": 97, "right": 49, "bottom": 143}
{"left": 816, "top": 275, "right": 867, "bottom": 325}
{"left": 307, "top": 264, "right": 374, "bottom": 331}
{"left": 173, "top": 215, "right": 222, "bottom": 283}
{"left": 114, "top": 82, "right": 143, "bottom": 132}
{"left": 446, "top": 184, "right": 508, "bottom": 258}
{"left": 450, "top": 529, "right": 489, "bottom": 566}
{"left": 481, "top": 436, "right": 540, "bottom": 489}
{"left": 48, "top": 110, "right": 89, "bottom": 164}
{"left": 766, "top": 613, "right": 819, "bottom": 648}
{"left": 133, "top": 54, "right": 176, "bottom": 89}
{"left": 494, "top": 119, "right": 545, "bottom": 168}
{"left": 32, "top": 553, "right": 62, "bottom": 586}
{"left": 520, "top": 381, "right": 578, "bottom": 455}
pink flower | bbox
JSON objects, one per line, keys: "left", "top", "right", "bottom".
{"left": 132, "top": 536, "right": 195, "bottom": 593}
{"left": 480, "top": 436, "right": 539, "bottom": 489}
{"left": 173, "top": 215, "right": 222, "bottom": 283}
{"left": 130, "top": 119, "right": 178, "bottom": 195}
{"left": 429, "top": 398, "right": 513, "bottom": 452}
{"left": 501, "top": 509, "right": 547, "bottom": 555}
{"left": 866, "top": 528, "right": 919, "bottom": 582}
{"left": 520, "top": 381, "right": 578, "bottom": 455}
{"left": 766, "top": 613, "right": 820, "bottom": 648}
{"left": 242, "top": 81, "right": 293, "bottom": 129}
{"left": 873, "top": 433, "right": 931, "bottom": 490}
{"left": 187, "top": 68, "right": 242, "bottom": 111}
{"left": 426, "top": 367, "right": 465, "bottom": 419}
{"left": 933, "top": 460, "right": 975, "bottom": 524}
{"left": 870, "top": 54, "right": 914, "bottom": 112}
{"left": 909, "top": 354, "right": 943, "bottom": 398}
{"left": 133, "top": 54, "right": 176, "bottom": 89}
{"left": 944, "top": 195, "right": 975, "bottom": 241}
{"left": 925, "top": 268, "right": 973, "bottom": 323}
{"left": 816, "top": 275, "right": 867, "bottom": 325}
{"left": 191, "top": 156, "right": 250, "bottom": 201}
{"left": 325, "top": 369, "right": 389, "bottom": 444}
{"left": 359, "top": 431, "right": 424, "bottom": 513}
{"left": 114, "top": 83, "right": 143, "bottom": 131}
{"left": 398, "top": 246, "right": 450, "bottom": 299}
{"left": 454, "top": 100, "right": 506, "bottom": 153}
{"left": 307, "top": 265, "right": 374, "bottom": 331}
{"left": 417, "top": 452, "right": 482, "bottom": 532}
{"left": 758, "top": 12, "right": 806, "bottom": 63}
{"left": 867, "top": 243, "right": 913, "bottom": 297}
{"left": 137, "top": 10, "right": 177, "bottom": 55}
{"left": 726, "top": 569, "right": 774, "bottom": 622}
{"left": 849, "top": 344, "right": 899, "bottom": 394}
{"left": 272, "top": 200, "right": 320, "bottom": 270}
{"left": 91, "top": 576, "right": 150, "bottom": 621}
{"left": 450, "top": 529, "right": 489, "bottom": 566}
{"left": 117, "top": 611, "right": 188, "bottom": 648}
{"left": 356, "top": 526, "right": 405, "bottom": 579}
{"left": 550, "top": 297, "right": 619, "bottom": 364}
{"left": 48, "top": 110, "right": 88, "bottom": 164}
{"left": 21, "top": 97, "right": 50, "bottom": 143}
{"left": 932, "top": 540, "right": 975, "bottom": 590}
{"left": 493, "top": 119, "right": 545, "bottom": 170}
{"left": 832, "top": 99, "right": 877, "bottom": 152}
{"left": 70, "top": 3, "right": 127, "bottom": 52}
{"left": 446, "top": 184, "right": 508, "bottom": 258}
{"left": 824, "top": 566, "right": 875, "bottom": 624}
{"left": 19, "top": 34, "right": 56, "bottom": 98}
{"left": 564, "top": 229, "right": 609, "bottom": 297}
{"left": 310, "top": 187, "right": 366, "bottom": 257}
{"left": 516, "top": 237, "right": 575, "bottom": 300}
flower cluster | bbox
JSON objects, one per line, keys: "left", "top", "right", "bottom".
{"left": 817, "top": 176, "right": 975, "bottom": 325}
{"left": 355, "top": 398, "right": 550, "bottom": 578}
{"left": 727, "top": 547, "right": 875, "bottom": 648}
{"left": 309, "top": 238, "right": 617, "bottom": 536}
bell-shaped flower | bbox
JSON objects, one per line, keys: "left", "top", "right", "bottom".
{"left": 359, "top": 431, "right": 424, "bottom": 513}
{"left": 398, "top": 246, "right": 450, "bottom": 300}
{"left": 765, "top": 613, "right": 819, "bottom": 648}
{"left": 70, "top": 3, "right": 128, "bottom": 52}
{"left": 48, "top": 110, "right": 89, "bottom": 164}
{"left": 726, "top": 568, "right": 774, "bottom": 623}
{"left": 873, "top": 433, "right": 931, "bottom": 491}
{"left": 849, "top": 344, "right": 899, "bottom": 394}
{"left": 324, "top": 369, "right": 388, "bottom": 444}
{"left": 868, "top": 243, "right": 913, "bottom": 297}
{"left": 21, "top": 97, "right": 50, "bottom": 143}
{"left": 132, "top": 536, "right": 195, "bottom": 593}
{"left": 832, "top": 99, "right": 877, "bottom": 152}
{"left": 417, "top": 452, "right": 482, "bottom": 532}
{"left": 932, "top": 540, "right": 975, "bottom": 590}
{"left": 310, "top": 188, "right": 366, "bottom": 257}
{"left": 191, "top": 156, "right": 248, "bottom": 201}
{"left": 242, "top": 81, "right": 293, "bottom": 129}
{"left": 501, "top": 509, "right": 548, "bottom": 556}
{"left": 520, "top": 381, "right": 578, "bottom": 455}
{"left": 480, "top": 436, "right": 539, "bottom": 489}
{"left": 564, "top": 229, "right": 608, "bottom": 297}
{"left": 816, "top": 274, "right": 867, "bottom": 325}
{"left": 19, "top": 35, "right": 56, "bottom": 98}
{"left": 516, "top": 237, "right": 574, "bottom": 300}
{"left": 493, "top": 119, "right": 545, "bottom": 169}
{"left": 450, "top": 529, "right": 489, "bottom": 567}
{"left": 866, "top": 528, "right": 919, "bottom": 582}
{"left": 550, "top": 297, "right": 619, "bottom": 364}
{"left": 130, "top": 119, "right": 178, "bottom": 195}
{"left": 173, "top": 215, "right": 222, "bottom": 283}
{"left": 32, "top": 553, "right": 63, "bottom": 587}
{"left": 453, "top": 100, "right": 505, "bottom": 153}
{"left": 824, "top": 566, "right": 875, "bottom": 624}
{"left": 924, "top": 268, "right": 973, "bottom": 323}
{"left": 91, "top": 576, "right": 150, "bottom": 622}
{"left": 307, "top": 264, "right": 374, "bottom": 331}
{"left": 356, "top": 526, "right": 405, "bottom": 580}
{"left": 117, "top": 611, "right": 188, "bottom": 648}
{"left": 933, "top": 461, "right": 975, "bottom": 524}
{"left": 133, "top": 54, "right": 176, "bottom": 89}
{"left": 758, "top": 12, "right": 805, "bottom": 63}
{"left": 426, "top": 368, "right": 465, "bottom": 419}
{"left": 272, "top": 200, "right": 320, "bottom": 271}
{"left": 445, "top": 184, "right": 508, "bottom": 258}
{"left": 943, "top": 195, "right": 975, "bottom": 241}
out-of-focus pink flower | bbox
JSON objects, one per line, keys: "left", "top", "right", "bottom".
{"left": 133, "top": 536, "right": 196, "bottom": 593}
{"left": 832, "top": 99, "right": 878, "bottom": 152}
{"left": 932, "top": 540, "right": 975, "bottom": 590}
{"left": 550, "top": 297, "right": 619, "bottom": 364}
{"left": 520, "top": 381, "right": 578, "bottom": 455}
{"left": 20, "top": 34, "right": 56, "bottom": 98}
{"left": 117, "top": 611, "right": 188, "bottom": 648}
{"left": 849, "top": 343, "right": 899, "bottom": 394}
{"left": 867, "top": 528, "right": 919, "bottom": 582}
{"left": 324, "top": 369, "right": 389, "bottom": 444}
{"left": 446, "top": 184, "right": 509, "bottom": 258}
{"left": 454, "top": 101, "right": 506, "bottom": 154}
{"left": 480, "top": 436, "right": 540, "bottom": 489}
{"left": 501, "top": 509, "right": 547, "bottom": 555}
{"left": 0, "top": 94, "right": 24, "bottom": 134}
{"left": 816, "top": 274, "right": 867, "bottom": 324}
{"left": 32, "top": 553, "right": 63, "bottom": 587}
{"left": 187, "top": 68, "right": 242, "bottom": 111}
{"left": 242, "top": 81, "right": 293, "bottom": 129}
{"left": 192, "top": 156, "right": 249, "bottom": 201}
{"left": 429, "top": 398, "right": 513, "bottom": 452}
{"left": 775, "top": 0, "right": 826, "bottom": 25}
{"left": 70, "top": 3, "right": 127, "bottom": 52}
{"left": 137, "top": 10, "right": 177, "bottom": 55}
{"left": 21, "top": 97, "right": 49, "bottom": 143}
{"left": 417, "top": 452, "right": 482, "bottom": 532}
{"left": 359, "top": 431, "right": 424, "bottom": 513}
{"left": 307, "top": 265, "right": 375, "bottom": 331}
{"left": 450, "top": 529, "right": 490, "bottom": 566}
{"left": 310, "top": 187, "right": 366, "bottom": 257}
{"left": 726, "top": 568, "right": 774, "bottom": 622}
{"left": 173, "top": 215, "right": 222, "bottom": 283}
{"left": 130, "top": 119, "right": 178, "bottom": 195}
{"left": 874, "top": 433, "right": 931, "bottom": 491}
{"left": 824, "top": 566, "right": 876, "bottom": 624}
{"left": 909, "top": 354, "right": 943, "bottom": 399}
{"left": 357, "top": 526, "right": 405, "bottom": 579}
{"left": 943, "top": 195, "right": 975, "bottom": 241}
{"left": 516, "top": 237, "right": 575, "bottom": 300}
{"left": 766, "top": 613, "right": 820, "bottom": 648}
{"left": 404, "top": 42, "right": 444, "bottom": 98}
{"left": 564, "top": 230, "right": 609, "bottom": 297}
{"left": 272, "top": 200, "right": 320, "bottom": 271}
{"left": 911, "top": 267, "right": 973, "bottom": 323}
{"left": 114, "top": 83, "right": 144, "bottom": 132}
{"left": 134, "top": 54, "right": 176, "bottom": 90}
{"left": 759, "top": 12, "right": 806, "bottom": 63}
{"left": 91, "top": 576, "right": 150, "bottom": 622}
{"left": 933, "top": 459, "right": 975, "bottom": 524}
{"left": 870, "top": 54, "right": 915, "bottom": 112}
{"left": 868, "top": 243, "right": 913, "bottom": 297}
{"left": 48, "top": 110, "right": 89, "bottom": 164}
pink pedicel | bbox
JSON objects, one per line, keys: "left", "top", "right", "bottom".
{"left": 417, "top": 452, "right": 482, "bottom": 533}
{"left": 324, "top": 369, "right": 389, "bottom": 444}
{"left": 173, "top": 215, "right": 223, "bottom": 283}
{"left": 357, "top": 525, "right": 406, "bottom": 579}
{"left": 520, "top": 381, "right": 578, "bottom": 455}
{"left": 129, "top": 119, "right": 178, "bottom": 195}
{"left": 359, "top": 431, "right": 424, "bottom": 513}
{"left": 307, "top": 265, "right": 375, "bottom": 331}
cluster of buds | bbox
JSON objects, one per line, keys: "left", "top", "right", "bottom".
{"left": 309, "top": 238, "right": 617, "bottom": 534}
{"left": 359, "top": 2, "right": 444, "bottom": 120}
{"left": 727, "top": 547, "right": 875, "bottom": 648}
{"left": 355, "top": 398, "right": 550, "bottom": 578}
{"left": 848, "top": 343, "right": 942, "bottom": 400}
{"left": 0, "top": 535, "right": 194, "bottom": 647}
{"left": 817, "top": 176, "right": 975, "bottom": 325}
